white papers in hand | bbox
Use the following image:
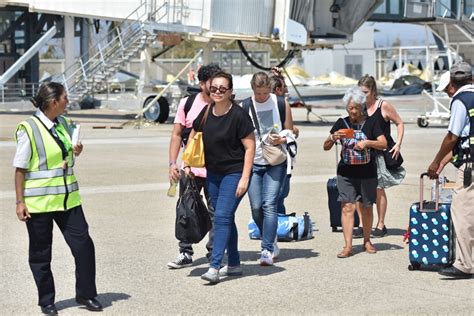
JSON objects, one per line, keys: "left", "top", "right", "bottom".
{"left": 72, "top": 124, "right": 81, "bottom": 146}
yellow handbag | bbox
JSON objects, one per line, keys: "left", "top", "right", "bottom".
{"left": 182, "top": 105, "right": 210, "bottom": 168}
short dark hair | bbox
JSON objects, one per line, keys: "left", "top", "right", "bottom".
{"left": 451, "top": 77, "right": 472, "bottom": 90}
{"left": 197, "top": 63, "right": 222, "bottom": 82}
{"left": 210, "top": 71, "right": 233, "bottom": 90}
{"left": 269, "top": 75, "right": 284, "bottom": 93}
{"left": 31, "top": 82, "right": 65, "bottom": 112}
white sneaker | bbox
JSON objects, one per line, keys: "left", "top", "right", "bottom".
{"left": 219, "top": 265, "right": 243, "bottom": 276}
{"left": 273, "top": 239, "right": 280, "bottom": 260}
{"left": 260, "top": 249, "right": 273, "bottom": 266}
{"left": 201, "top": 268, "right": 220, "bottom": 283}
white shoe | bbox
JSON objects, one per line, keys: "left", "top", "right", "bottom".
{"left": 219, "top": 265, "right": 243, "bottom": 276}
{"left": 260, "top": 249, "right": 273, "bottom": 266}
{"left": 273, "top": 239, "right": 280, "bottom": 260}
{"left": 201, "top": 268, "right": 220, "bottom": 283}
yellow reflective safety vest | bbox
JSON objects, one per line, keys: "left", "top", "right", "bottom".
{"left": 16, "top": 115, "right": 82, "bottom": 213}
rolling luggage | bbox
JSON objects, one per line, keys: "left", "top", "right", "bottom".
{"left": 327, "top": 143, "right": 359, "bottom": 232}
{"left": 408, "top": 173, "right": 454, "bottom": 271}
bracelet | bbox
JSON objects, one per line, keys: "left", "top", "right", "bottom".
{"left": 330, "top": 134, "right": 335, "bottom": 142}
{"left": 16, "top": 200, "right": 24, "bottom": 205}
{"left": 169, "top": 161, "right": 177, "bottom": 167}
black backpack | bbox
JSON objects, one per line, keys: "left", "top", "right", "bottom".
{"left": 181, "top": 93, "right": 198, "bottom": 146}
{"left": 241, "top": 96, "right": 286, "bottom": 129}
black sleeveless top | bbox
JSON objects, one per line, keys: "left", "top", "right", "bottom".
{"left": 368, "top": 99, "right": 393, "bottom": 146}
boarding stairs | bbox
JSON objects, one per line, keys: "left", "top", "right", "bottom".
{"left": 427, "top": 17, "right": 473, "bottom": 64}
{"left": 59, "top": 1, "right": 201, "bottom": 105}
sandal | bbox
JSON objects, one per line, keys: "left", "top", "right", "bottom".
{"left": 337, "top": 247, "right": 353, "bottom": 258}
{"left": 364, "top": 242, "right": 377, "bottom": 254}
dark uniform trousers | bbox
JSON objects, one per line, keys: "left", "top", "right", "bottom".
{"left": 26, "top": 205, "right": 97, "bottom": 307}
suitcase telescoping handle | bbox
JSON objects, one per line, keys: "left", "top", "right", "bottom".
{"left": 419, "top": 172, "right": 439, "bottom": 211}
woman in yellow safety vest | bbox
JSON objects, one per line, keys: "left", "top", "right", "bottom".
{"left": 13, "top": 82, "right": 103, "bottom": 315}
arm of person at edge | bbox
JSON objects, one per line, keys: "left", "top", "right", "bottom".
{"left": 381, "top": 100, "right": 404, "bottom": 159}
{"left": 169, "top": 123, "right": 184, "bottom": 181}
{"left": 236, "top": 132, "right": 256, "bottom": 197}
{"left": 15, "top": 168, "right": 30, "bottom": 222}
{"left": 427, "top": 132, "right": 458, "bottom": 179}
{"left": 183, "top": 128, "right": 197, "bottom": 177}
{"left": 268, "top": 100, "right": 294, "bottom": 145}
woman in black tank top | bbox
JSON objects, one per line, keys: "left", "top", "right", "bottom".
{"left": 358, "top": 75, "right": 406, "bottom": 238}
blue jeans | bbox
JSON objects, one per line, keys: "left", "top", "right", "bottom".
{"left": 248, "top": 162, "right": 287, "bottom": 252}
{"left": 207, "top": 171, "right": 244, "bottom": 270}
{"left": 277, "top": 175, "right": 291, "bottom": 214}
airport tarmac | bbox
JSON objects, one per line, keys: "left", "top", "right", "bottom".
{"left": 0, "top": 96, "right": 472, "bottom": 315}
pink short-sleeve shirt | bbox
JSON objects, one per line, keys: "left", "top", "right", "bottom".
{"left": 174, "top": 93, "right": 208, "bottom": 178}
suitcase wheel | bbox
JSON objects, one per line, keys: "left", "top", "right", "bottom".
{"left": 408, "top": 263, "right": 421, "bottom": 271}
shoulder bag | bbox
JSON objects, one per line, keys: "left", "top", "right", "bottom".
{"left": 182, "top": 105, "right": 210, "bottom": 168}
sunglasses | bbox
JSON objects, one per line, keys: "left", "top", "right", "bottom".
{"left": 209, "top": 85, "right": 230, "bottom": 94}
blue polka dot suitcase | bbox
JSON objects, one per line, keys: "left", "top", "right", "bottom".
{"left": 408, "top": 173, "right": 454, "bottom": 271}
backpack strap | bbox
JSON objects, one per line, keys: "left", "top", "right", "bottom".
{"left": 276, "top": 96, "right": 286, "bottom": 128}
{"left": 342, "top": 118, "right": 351, "bottom": 129}
{"left": 343, "top": 117, "right": 365, "bottom": 131}
{"left": 245, "top": 98, "right": 263, "bottom": 141}
{"left": 242, "top": 97, "right": 252, "bottom": 114}
{"left": 184, "top": 93, "right": 198, "bottom": 119}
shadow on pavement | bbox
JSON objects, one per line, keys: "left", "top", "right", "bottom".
{"left": 188, "top": 264, "right": 286, "bottom": 285}
{"left": 190, "top": 248, "right": 319, "bottom": 267}
{"left": 387, "top": 228, "right": 409, "bottom": 236}
{"left": 353, "top": 242, "right": 404, "bottom": 253}
{"left": 55, "top": 292, "right": 131, "bottom": 311}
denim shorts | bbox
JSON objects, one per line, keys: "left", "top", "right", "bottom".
{"left": 336, "top": 175, "right": 378, "bottom": 207}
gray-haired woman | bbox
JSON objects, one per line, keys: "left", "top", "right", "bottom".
{"left": 323, "top": 86, "right": 387, "bottom": 258}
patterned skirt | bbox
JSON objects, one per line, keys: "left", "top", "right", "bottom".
{"left": 375, "top": 153, "right": 406, "bottom": 189}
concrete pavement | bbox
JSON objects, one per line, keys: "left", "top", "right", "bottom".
{"left": 0, "top": 97, "right": 472, "bottom": 315}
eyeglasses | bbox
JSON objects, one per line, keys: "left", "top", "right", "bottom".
{"left": 209, "top": 85, "right": 230, "bottom": 94}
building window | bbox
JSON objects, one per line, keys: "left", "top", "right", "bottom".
{"left": 345, "top": 55, "right": 363, "bottom": 80}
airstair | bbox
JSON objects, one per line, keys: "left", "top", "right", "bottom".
{"left": 59, "top": 1, "right": 201, "bottom": 105}
{"left": 370, "top": 0, "right": 473, "bottom": 64}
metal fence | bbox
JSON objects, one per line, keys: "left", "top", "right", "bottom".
{"left": 0, "top": 83, "right": 39, "bottom": 103}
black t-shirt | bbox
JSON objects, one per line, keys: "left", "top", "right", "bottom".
{"left": 330, "top": 116, "right": 384, "bottom": 179}
{"left": 193, "top": 103, "right": 254, "bottom": 174}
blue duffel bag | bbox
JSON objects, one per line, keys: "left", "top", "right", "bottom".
{"left": 248, "top": 212, "right": 314, "bottom": 242}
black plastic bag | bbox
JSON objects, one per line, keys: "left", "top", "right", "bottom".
{"left": 175, "top": 176, "right": 212, "bottom": 243}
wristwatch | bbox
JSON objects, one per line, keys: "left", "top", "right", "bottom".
{"left": 169, "top": 161, "right": 176, "bottom": 167}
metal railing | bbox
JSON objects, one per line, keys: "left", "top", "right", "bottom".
{"left": 0, "top": 83, "right": 40, "bottom": 103}
{"left": 59, "top": 1, "right": 153, "bottom": 101}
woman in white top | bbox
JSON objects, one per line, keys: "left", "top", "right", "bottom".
{"left": 243, "top": 72, "right": 294, "bottom": 266}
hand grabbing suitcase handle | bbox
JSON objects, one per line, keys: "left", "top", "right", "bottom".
{"left": 419, "top": 173, "right": 439, "bottom": 212}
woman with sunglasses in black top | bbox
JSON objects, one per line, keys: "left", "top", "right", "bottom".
{"left": 185, "top": 71, "right": 255, "bottom": 283}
